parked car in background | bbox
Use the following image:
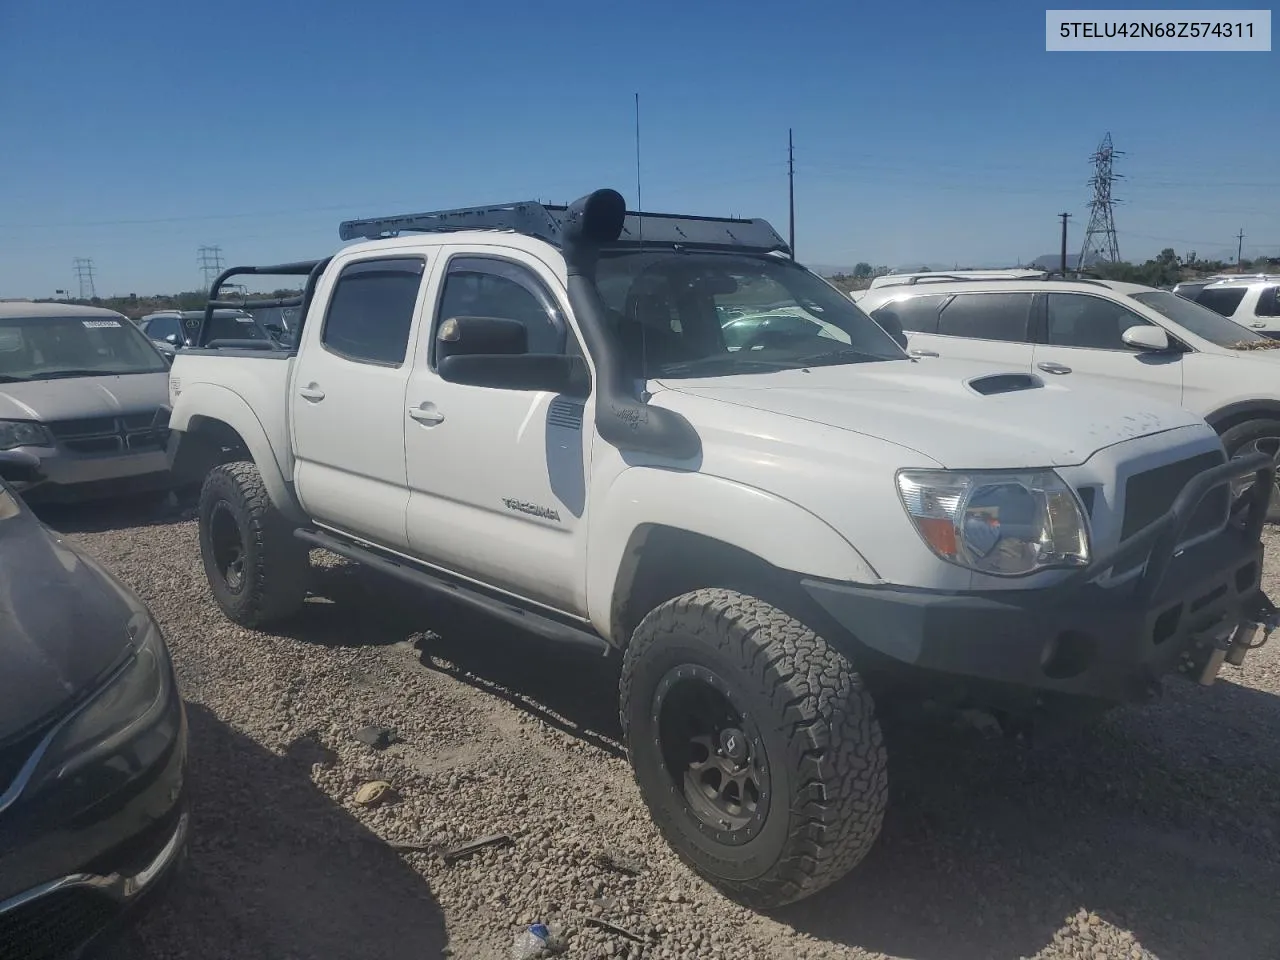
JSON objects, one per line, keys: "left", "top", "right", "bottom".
{"left": 859, "top": 275, "right": 1280, "bottom": 518}
{"left": 1176, "top": 275, "right": 1280, "bottom": 339}
{"left": 0, "top": 302, "right": 173, "bottom": 502}
{"left": 138, "top": 309, "right": 285, "bottom": 354}
{"left": 0, "top": 450, "right": 188, "bottom": 958}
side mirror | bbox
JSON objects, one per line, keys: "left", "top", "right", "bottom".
{"left": 874, "top": 310, "right": 909, "bottom": 351}
{"left": 438, "top": 353, "right": 590, "bottom": 397}
{"left": 164, "top": 333, "right": 182, "bottom": 346}
{"left": 0, "top": 450, "right": 42, "bottom": 486}
{"left": 436, "top": 316, "right": 528, "bottom": 363}
{"left": 1122, "top": 325, "right": 1172, "bottom": 352}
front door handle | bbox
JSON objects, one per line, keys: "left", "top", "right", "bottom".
{"left": 298, "top": 383, "right": 325, "bottom": 401}
{"left": 407, "top": 404, "right": 445, "bottom": 425}
{"left": 909, "top": 348, "right": 939, "bottom": 358}
{"left": 1037, "top": 361, "right": 1072, "bottom": 375}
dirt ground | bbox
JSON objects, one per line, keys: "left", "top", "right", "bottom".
{"left": 45, "top": 499, "right": 1279, "bottom": 960}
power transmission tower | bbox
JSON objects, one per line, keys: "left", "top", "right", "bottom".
{"left": 787, "top": 128, "right": 796, "bottom": 260}
{"left": 197, "top": 245, "right": 225, "bottom": 292}
{"left": 72, "top": 258, "right": 97, "bottom": 299}
{"left": 1079, "top": 132, "right": 1123, "bottom": 267}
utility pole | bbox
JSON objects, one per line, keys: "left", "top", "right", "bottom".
{"left": 197, "top": 245, "right": 225, "bottom": 293}
{"left": 787, "top": 128, "right": 795, "bottom": 260}
{"left": 1059, "top": 212, "right": 1072, "bottom": 275}
{"left": 72, "top": 258, "right": 97, "bottom": 299}
{"left": 1237, "top": 228, "right": 1245, "bottom": 268}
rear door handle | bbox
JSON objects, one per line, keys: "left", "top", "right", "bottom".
{"left": 298, "top": 383, "right": 325, "bottom": 401}
{"left": 909, "top": 349, "right": 939, "bottom": 358}
{"left": 407, "top": 405, "right": 445, "bottom": 425}
{"left": 1037, "top": 361, "right": 1072, "bottom": 375}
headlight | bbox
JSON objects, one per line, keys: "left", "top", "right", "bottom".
{"left": 0, "top": 420, "right": 51, "bottom": 450}
{"left": 28, "top": 612, "right": 170, "bottom": 790}
{"left": 896, "top": 469, "right": 1090, "bottom": 576}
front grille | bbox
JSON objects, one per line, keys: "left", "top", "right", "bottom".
{"left": 0, "top": 888, "right": 118, "bottom": 960}
{"left": 1121, "top": 451, "right": 1229, "bottom": 542}
{"left": 45, "top": 409, "right": 169, "bottom": 457}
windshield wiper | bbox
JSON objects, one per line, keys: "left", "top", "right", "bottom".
{"left": 657, "top": 355, "right": 801, "bottom": 377}
{"left": 0, "top": 374, "right": 29, "bottom": 383}
{"left": 788, "top": 346, "right": 898, "bottom": 367}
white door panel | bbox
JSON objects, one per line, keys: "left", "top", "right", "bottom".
{"left": 403, "top": 246, "right": 589, "bottom": 613}
{"left": 291, "top": 254, "right": 429, "bottom": 549}
{"left": 1034, "top": 291, "right": 1183, "bottom": 408}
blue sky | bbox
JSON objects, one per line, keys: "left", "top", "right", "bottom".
{"left": 0, "top": 0, "right": 1275, "bottom": 296}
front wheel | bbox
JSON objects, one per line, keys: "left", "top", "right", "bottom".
{"left": 619, "top": 588, "right": 887, "bottom": 909}
{"left": 197, "top": 461, "right": 310, "bottom": 628}
{"left": 1220, "top": 418, "right": 1280, "bottom": 523}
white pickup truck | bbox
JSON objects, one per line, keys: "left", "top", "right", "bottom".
{"left": 165, "top": 189, "right": 1277, "bottom": 909}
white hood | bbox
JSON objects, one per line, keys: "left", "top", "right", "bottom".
{"left": 654, "top": 358, "right": 1210, "bottom": 469}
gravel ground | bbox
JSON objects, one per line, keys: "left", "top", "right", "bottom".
{"left": 42, "top": 499, "right": 1280, "bottom": 960}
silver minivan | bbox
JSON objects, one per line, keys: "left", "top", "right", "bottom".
{"left": 0, "top": 301, "right": 172, "bottom": 501}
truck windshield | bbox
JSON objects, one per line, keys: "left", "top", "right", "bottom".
{"left": 0, "top": 315, "right": 168, "bottom": 380}
{"left": 595, "top": 251, "right": 907, "bottom": 379}
{"left": 1129, "top": 291, "right": 1279, "bottom": 350}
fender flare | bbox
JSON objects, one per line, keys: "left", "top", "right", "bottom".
{"left": 1204, "top": 399, "right": 1280, "bottom": 432}
{"left": 585, "top": 468, "right": 879, "bottom": 640}
{"left": 168, "top": 383, "right": 305, "bottom": 524}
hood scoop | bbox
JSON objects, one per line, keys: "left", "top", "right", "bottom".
{"left": 966, "top": 372, "right": 1044, "bottom": 396}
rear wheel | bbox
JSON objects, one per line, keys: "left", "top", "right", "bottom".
{"left": 197, "top": 461, "right": 309, "bottom": 627}
{"left": 1220, "top": 418, "right": 1280, "bottom": 523}
{"left": 620, "top": 588, "right": 887, "bottom": 909}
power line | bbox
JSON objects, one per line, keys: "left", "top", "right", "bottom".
{"left": 72, "top": 257, "right": 97, "bottom": 299}
{"left": 197, "top": 245, "right": 225, "bottom": 293}
{"left": 1080, "top": 132, "right": 1123, "bottom": 266}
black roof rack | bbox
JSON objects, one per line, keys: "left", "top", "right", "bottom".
{"left": 337, "top": 200, "right": 790, "bottom": 256}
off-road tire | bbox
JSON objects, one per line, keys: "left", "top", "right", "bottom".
{"left": 198, "top": 461, "right": 309, "bottom": 628}
{"left": 620, "top": 588, "right": 887, "bottom": 909}
{"left": 1220, "top": 418, "right": 1280, "bottom": 523}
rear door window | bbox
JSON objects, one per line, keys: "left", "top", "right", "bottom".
{"left": 937, "top": 293, "right": 1034, "bottom": 342}
{"left": 1194, "top": 286, "right": 1248, "bottom": 317}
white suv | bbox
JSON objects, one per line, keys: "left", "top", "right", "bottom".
{"left": 1180, "top": 275, "right": 1280, "bottom": 338}
{"left": 857, "top": 276, "right": 1280, "bottom": 518}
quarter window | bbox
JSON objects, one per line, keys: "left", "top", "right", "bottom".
{"left": 937, "top": 293, "right": 1033, "bottom": 342}
{"left": 1046, "top": 293, "right": 1154, "bottom": 350}
{"left": 321, "top": 257, "right": 425, "bottom": 366}
{"left": 435, "top": 257, "right": 565, "bottom": 358}
{"left": 873, "top": 295, "right": 947, "bottom": 335}
{"left": 1256, "top": 285, "right": 1280, "bottom": 318}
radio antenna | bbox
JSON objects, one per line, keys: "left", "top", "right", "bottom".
{"left": 634, "top": 92, "right": 643, "bottom": 246}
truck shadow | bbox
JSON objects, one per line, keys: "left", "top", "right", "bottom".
{"left": 775, "top": 677, "right": 1280, "bottom": 960}
{"left": 104, "top": 702, "right": 448, "bottom": 960}
{"left": 286, "top": 558, "right": 1280, "bottom": 960}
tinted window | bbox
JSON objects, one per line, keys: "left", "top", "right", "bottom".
{"left": 937, "top": 293, "right": 1032, "bottom": 342}
{"left": 1257, "top": 286, "right": 1280, "bottom": 318}
{"left": 321, "top": 258, "right": 425, "bottom": 365}
{"left": 1046, "top": 293, "right": 1153, "bottom": 350}
{"left": 1129, "top": 290, "right": 1271, "bottom": 348}
{"left": 873, "top": 295, "right": 946, "bottom": 334}
{"left": 436, "top": 257, "right": 564, "bottom": 357}
{"left": 145, "top": 316, "right": 181, "bottom": 341}
{"left": 1194, "top": 286, "right": 1248, "bottom": 317}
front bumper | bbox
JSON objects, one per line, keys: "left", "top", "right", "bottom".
{"left": 804, "top": 453, "right": 1278, "bottom": 704}
{"left": 0, "top": 671, "right": 188, "bottom": 960}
